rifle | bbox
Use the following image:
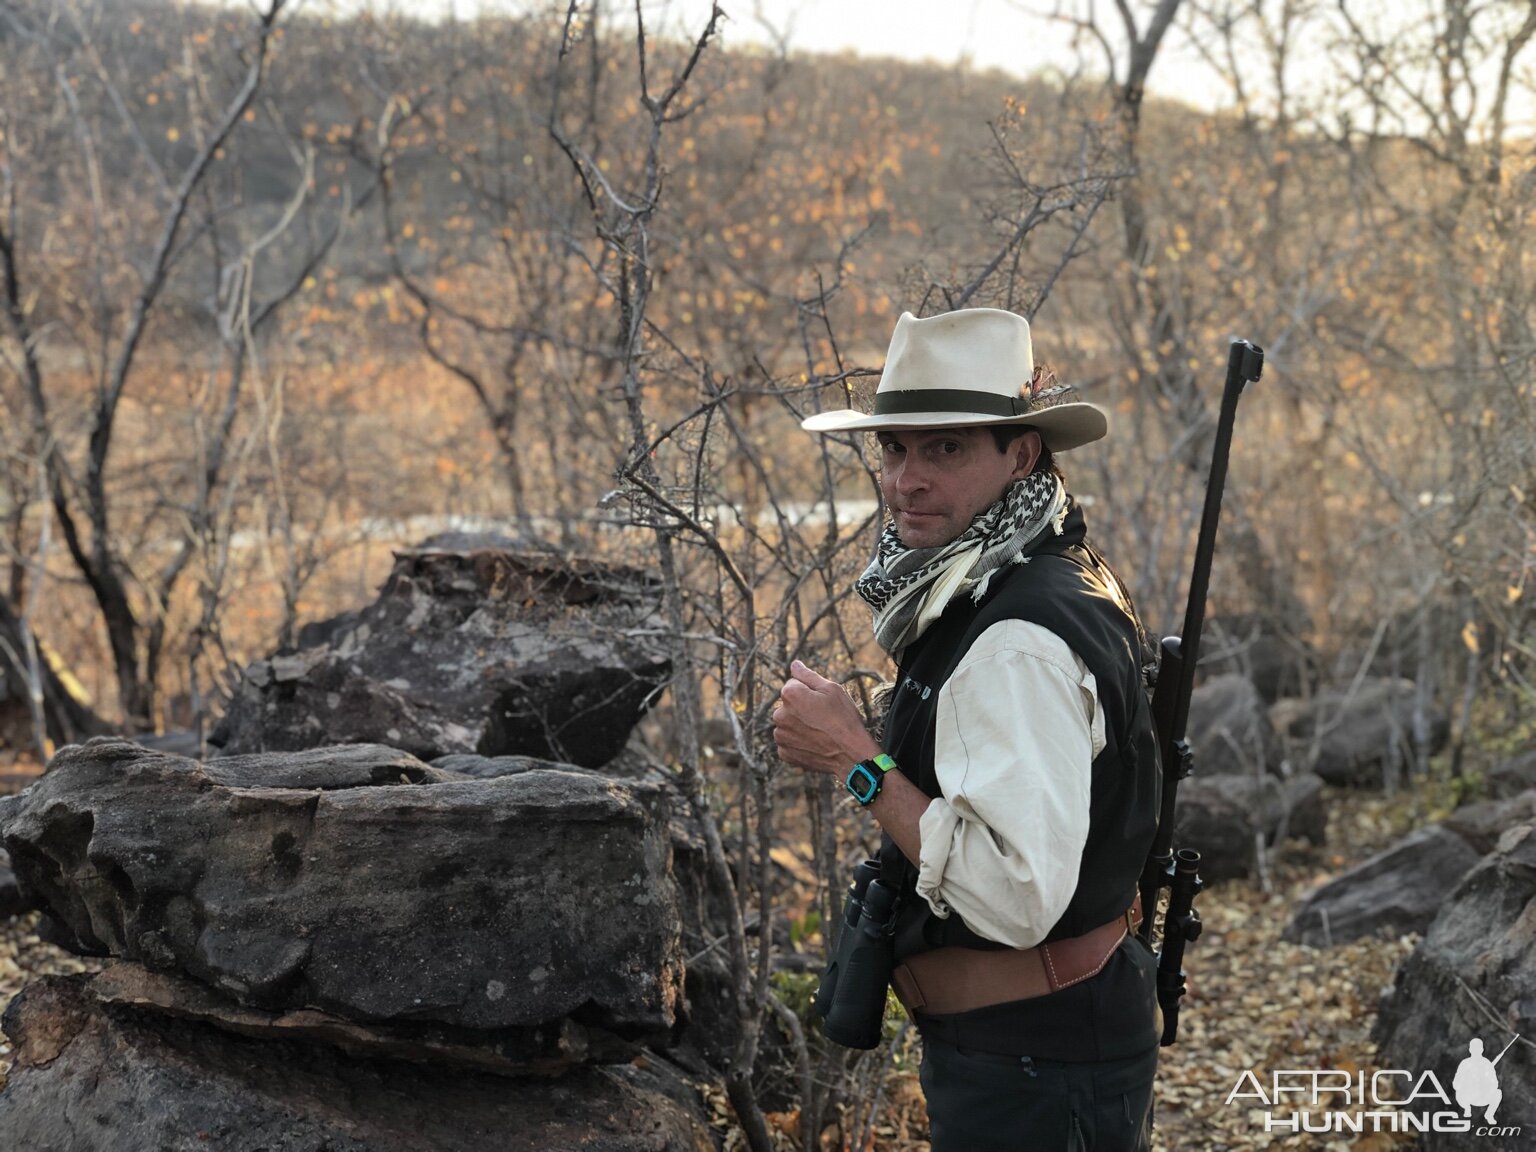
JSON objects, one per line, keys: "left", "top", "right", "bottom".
{"left": 1136, "top": 339, "right": 1264, "bottom": 1047}
{"left": 1491, "top": 1034, "right": 1521, "bottom": 1067}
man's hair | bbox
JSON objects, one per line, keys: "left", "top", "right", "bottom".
{"left": 988, "top": 364, "right": 1065, "bottom": 479}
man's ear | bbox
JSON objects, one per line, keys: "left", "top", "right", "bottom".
{"left": 1012, "top": 429, "right": 1042, "bottom": 478}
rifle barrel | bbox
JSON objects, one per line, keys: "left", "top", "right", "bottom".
{"left": 1137, "top": 338, "right": 1262, "bottom": 1041}
{"left": 1168, "top": 340, "right": 1263, "bottom": 742}
{"left": 1492, "top": 1034, "right": 1521, "bottom": 1066}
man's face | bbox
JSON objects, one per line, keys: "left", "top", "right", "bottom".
{"left": 876, "top": 426, "right": 1041, "bottom": 548}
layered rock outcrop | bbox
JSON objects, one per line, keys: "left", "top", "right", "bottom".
{"left": 1372, "top": 824, "right": 1536, "bottom": 1150}
{"left": 211, "top": 549, "right": 671, "bottom": 768}
{"left": 0, "top": 974, "right": 711, "bottom": 1152}
{"left": 2, "top": 739, "right": 683, "bottom": 1038}
{"left": 0, "top": 547, "right": 717, "bottom": 1151}
{"left": 0, "top": 737, "right": 708, "bottom": 1150}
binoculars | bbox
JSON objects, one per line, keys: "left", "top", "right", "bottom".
{"left": 812, "top": 858, "right": 899, "bottom": 1050}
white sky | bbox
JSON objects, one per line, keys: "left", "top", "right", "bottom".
{"left": 300, "top": 0, "right": 1536, "bottom": 132}
{"left": 644, "top": 0, "right": 1191, "bottom": 88}
{"left": 322, "top": 0, "right": 1242, "bottom": 111}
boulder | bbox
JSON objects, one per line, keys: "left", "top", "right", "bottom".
{"left": 0, "top": 974, "right": 714, "bottom": 1152}
{"left": 1279, "top": 774, "right": 1327, "bottom": 846}
{"left": 429, "top": 753, "right": 549, "bottom": 779}
{"left": 1285, "top": 825, "right": 1482, "bottom": 947}
{"left": 1373, "top": 824, "right": 1536, "bottom": 1149}
{"left": 0, "top": 738, "right": 684, "bottom": 1041}
{"left": 210, "top": 549, "right": 671, "bottom": 768}
{"left": 1483, "top": 747, "right": 1536, "bottom": 800}
{"left": 295, "top": 606, "right": 365, "bottom": 651}
{"left": 1186, "top": 674, "right": 1283, "bottom": 776}
{"left": 201, "top": 741, "right": 466, "bottom": 789}
{"left": 1200, "top": 614, "right": 1317, "bottom": 703}
{"left": 1442, "top": 788, "right": 1536, "bottom": 855}
{"left": 431, "top": 745, "right": 662, "bottom": 782}
{"left": 83, "top": 960, "right": 635, "bottom": 1075}
{"left": 1277, "top": 677, "right": 1449, "bottom": 786}
{"left": 130, "top": 730, "right": 205, "bottom": 758}
{"left": 1173, "top": 775, "right": 1291, "bottom": 881}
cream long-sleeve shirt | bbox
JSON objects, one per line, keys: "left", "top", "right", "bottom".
{"left": 913, "top": 616, "right": 1105, "bottom": 949}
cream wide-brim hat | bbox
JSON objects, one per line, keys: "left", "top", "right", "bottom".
{"left": 800, "top": 308, "right": 1108, "bottom": 452}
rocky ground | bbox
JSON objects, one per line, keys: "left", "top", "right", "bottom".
{"left": 0, "top": 784, "right": 1419, "bottom": 1150}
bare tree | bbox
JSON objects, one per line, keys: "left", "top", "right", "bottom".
{"left": 0, "top": 0, "right": 367, "bottom": 729}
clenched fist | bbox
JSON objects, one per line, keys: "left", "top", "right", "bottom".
{"left": 772, "top": 660, "right": 881, "bottom": 777}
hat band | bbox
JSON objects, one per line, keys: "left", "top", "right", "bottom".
{"left": 874, "top": 388, "right": 1030, "bottom": 417}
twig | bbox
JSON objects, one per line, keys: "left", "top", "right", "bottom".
{"left": 1455, "top": 974, "right": 1536, "bottom": 1053}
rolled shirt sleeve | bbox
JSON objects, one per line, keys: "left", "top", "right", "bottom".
{"left": 914, "top": 617, "right": 1105, "bottom": 949}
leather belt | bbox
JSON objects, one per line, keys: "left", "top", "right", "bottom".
{"left": 890, "top": 895, "right": 1143, "bottom": 1016}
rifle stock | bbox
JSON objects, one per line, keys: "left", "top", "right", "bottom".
{"left": 1136, "top": 339, "right": 1263, "bottom": 1047}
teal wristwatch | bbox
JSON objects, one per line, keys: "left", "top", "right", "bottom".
{"left": 845, "top": 753, "right": 897, "bottom": 806}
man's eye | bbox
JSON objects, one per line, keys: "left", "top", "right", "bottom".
{"left": 938, "top": 441, "right": 960, "bottom": 454}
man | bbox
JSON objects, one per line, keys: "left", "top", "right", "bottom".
{"left": 773, "top": 308, "right": 1161, "bottom": 1152}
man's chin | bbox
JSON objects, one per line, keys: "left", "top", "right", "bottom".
{"left": 895, "top": 513, "right": 954, "bottom": 547}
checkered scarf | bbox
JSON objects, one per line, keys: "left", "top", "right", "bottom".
{"left": 855, "top": 471, "right": 1068, "bottom": 657}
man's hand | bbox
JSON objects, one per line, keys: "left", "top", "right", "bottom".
{"left": 772, "top": 660, "right": 881, "bottom": 777}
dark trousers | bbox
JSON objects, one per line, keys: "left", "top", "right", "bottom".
{"left": 918, "top": 1037, "right": 1157, "bottom": 1152}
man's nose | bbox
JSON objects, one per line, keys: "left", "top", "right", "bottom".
{"left": 894, "top": 459, "right": 928, "bottom": 496}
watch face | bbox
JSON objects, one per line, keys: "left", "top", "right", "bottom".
{"left": 846, "top": 763, "right": 880, "bottom": 804}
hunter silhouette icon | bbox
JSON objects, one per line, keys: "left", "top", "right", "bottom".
{"left": 1453, "top": 1035, "right": 1520, "bottom": 1123}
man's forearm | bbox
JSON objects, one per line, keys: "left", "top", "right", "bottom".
{"left": 768, "top": 659, "right": 928, "bottom": 863}
{"left": 867, "top": 764, "right": 928, "bottom": 864}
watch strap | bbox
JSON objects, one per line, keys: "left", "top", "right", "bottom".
{"left": 845, "top": 753, "right": 897, "bottom": 805}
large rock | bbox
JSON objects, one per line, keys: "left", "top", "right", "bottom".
{"left": 431, "top": 745, "right": 662, "bottom": 782}
{"left": 1186, "top": 674, "right": 1283, "bottom": 776}
{"left": 1278, "top": 677, "right": 1449, "bottom": 786}
{"left": 1483, "top": 747, "right": 1536, "bottom": 800}
{"left": 1373, "top": 823, "right": 1536, "bottom": 1149}
{"left": 1285, "top": 825, "right": 1482, "bottom": 947}
{"left": 0, "top": 974, "right": 713, "bottom": 1152}
{"left": 0, "top": 738, "right": 684, "bottom": 1041}
{"left": 82, "top": 960, "right": 636, "bottom": 1075}
{"left": 210, "top": 549, "right": 671, "bottom": 768}
{"left": 1200, "top": 614, "right": 1317, "bottom": 703}
{"left": 1442, "top": 788, "right": 1536, "bottom": 855}
{"left": 1173, "top": 774, "right": 1320, "bottom": 881}
{"left": 130, "top": 729, "right": 205, "bottom": 758}
{"left": 1279, "top": 774, "right": 1327, "bottom": 846}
